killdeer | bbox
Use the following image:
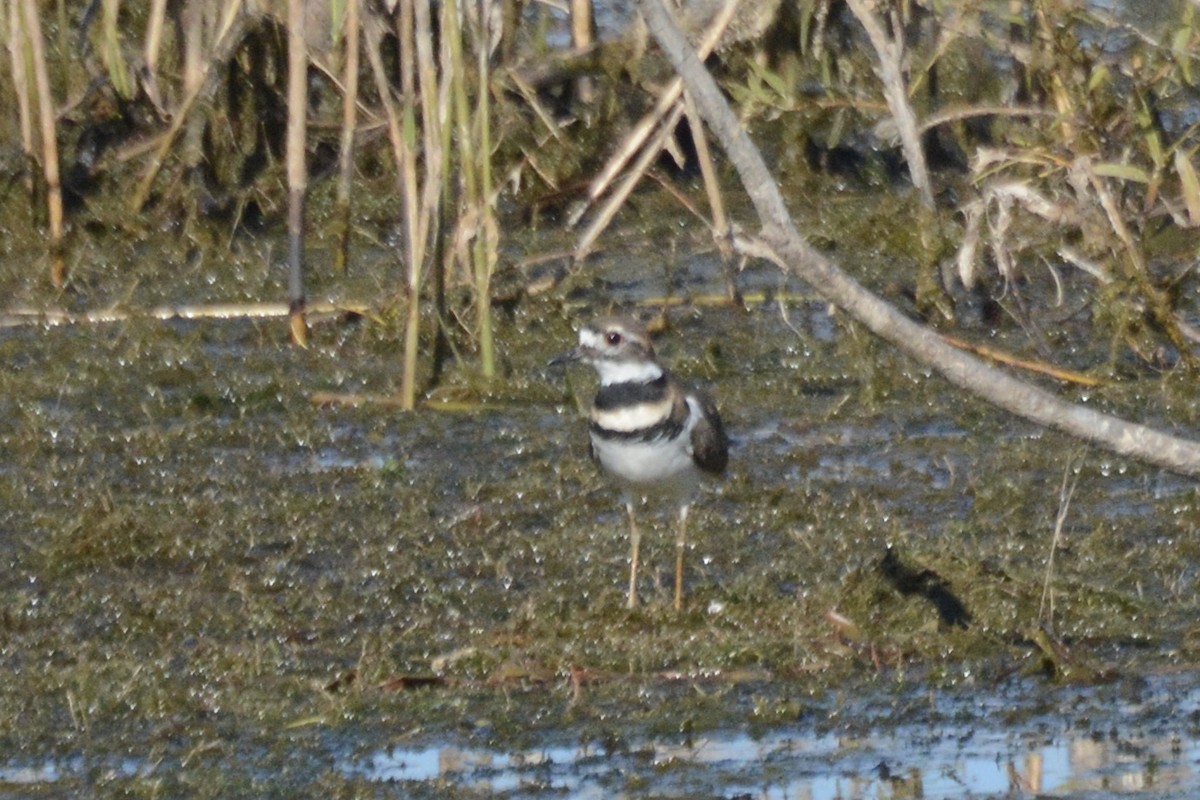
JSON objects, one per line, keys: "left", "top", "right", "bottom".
{"left": 551, "top": 316, "right": 729, "bottom": 610}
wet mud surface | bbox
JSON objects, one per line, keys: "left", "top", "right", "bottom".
{"left": 3, "top": 258, "right": 1200, "bottom": 796}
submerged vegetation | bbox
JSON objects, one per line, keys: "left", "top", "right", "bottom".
{"left": 5, "top": 0, "right": 1200, "bottom": 793}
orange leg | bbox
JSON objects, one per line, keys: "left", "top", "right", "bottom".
{"left": 674, "top": 504, "right": 690, "bottom": 611}
{"left": 626, "top": 501, "right": 640, "bottom": 609}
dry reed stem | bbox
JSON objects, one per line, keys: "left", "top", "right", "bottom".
{"left": 844, "top": 0, "right": 935, "bottom": 211}
{"left": 397, "top": 1, "right": 424, "bottom": 410}
{"left": 569, "top": 0, "right": 595, "bottom": 102}
{"left": 19, "top": 0, "right": 65, "bottom": 286}
{"left": 574, "top": 101, "right": 686, "bottom": 258}
{"left": 7, "top": 0, "right": 35, "bottom": 196}
{"left": 286, "top": 0, "right": 310, "bottom": 346}
{"left": 569, "top": 0, "right": 595, "bottom": 53}
{"left": 131, "top": 0, "right": 246, "bottom": 212}
{"left": 334, "top": 0, "right": 361, "bottom": 275}
{"left": 142, "top": 0, "right": 169, "bottom": 111}
{"left": 414, "top": 0, "right": 446, "bottom": 250}
{"left": 565, "top": 0, "right": 743, "bottom": 231}
{"left": 683, "top": 90, "right": 740, "bottom": 304}
{"left": 683, "top": 92, "right": 728, "bottom": 242}
{"left": 448, "top": 0, "right": 476, "bottom": 250}
{"left": 0, "top": 300, "right": 371, "bottom": 329}
{"left": 473, "top": 0, "right": 498, "bottom": 377}
{"left": 182, "top": 0, "right": 204, "bottom": 96}
{"left": 388, "top": 0, "right": 452, "bottom": 409}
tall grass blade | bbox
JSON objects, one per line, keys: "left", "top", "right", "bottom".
{"left": 101, "top": 0, "right": 132, "bottom": 98}
{"left": 1175, "top": 148, "right": 1200, "bottom": 227}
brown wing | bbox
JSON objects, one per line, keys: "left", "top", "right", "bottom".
{"left": 689, "top": 391, "right": 729, "bottom": 475}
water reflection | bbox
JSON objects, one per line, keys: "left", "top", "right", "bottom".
{"left": 349, "top": 721, "right": 1199, "bottom": 798}
{"left": 2, "top": 723, "right": 1192, "bottom": 797}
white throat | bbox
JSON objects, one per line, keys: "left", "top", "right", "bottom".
{"left": 595, "top": 359, "right": 663, "bottom": 386}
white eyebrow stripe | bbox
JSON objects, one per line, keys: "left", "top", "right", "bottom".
{"left": 579, "top": 328, "right": 605, "bottom": 349}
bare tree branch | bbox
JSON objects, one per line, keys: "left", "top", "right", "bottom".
{"left": 636, "top": 0, "right": 1200, "bottom": 476}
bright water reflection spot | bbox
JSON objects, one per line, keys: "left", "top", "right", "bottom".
{"left": 0, "top": 756, "right": 142, "bottom": 787}
{"left": 0, "top": 760, "right": 66, "bottom": 784}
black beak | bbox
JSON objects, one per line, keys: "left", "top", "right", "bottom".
{"left": 548, "top": 347, "right": 582, "bottom": 368}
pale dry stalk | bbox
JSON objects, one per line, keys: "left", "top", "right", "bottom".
{"left": 334, "top": 0, "right": 361, "bottom": 274}
{"left": 131, "top": 0, "right": 246, "bottom": 211}
{"left": 7, "top": 0, "right": 35, "bottom": 195}
{"left": 844, "top": 0, "right": 935, "bottom": 211}
{"left": 574, "top": 101, "right": 687, "bottom": 258}
{"left": 18, "top": 0, "right": 66, "bottom": 286}
{"left": 286, "top": 0, "right": 310, "bottom": 345}
{"left": 142, "top": 0, "right": 169, "bottom": 109}
{"left": 566, "top": 0, "right": 743, "bottom": 235}
{"left": 1038, "top": 457, "right": 1081, "bottom": 625}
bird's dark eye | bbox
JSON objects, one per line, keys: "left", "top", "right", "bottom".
{"left": 606, "top": 331, "right": 622, "bottom": 345}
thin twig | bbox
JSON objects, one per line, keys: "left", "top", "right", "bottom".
{"left": 938, "top": 334, "right": 1102, "bottom": 387}
{"left": 334, "top": 0, "right": 361, "bottom": 275}
{"left": 917, "top": 103, "right": 1055, "bottom": 135}
{"left": 1038, "top": 456, "right": 1082, "bottom": 626}
{"left": 844, "top": 0, "right": 935, "bottom": 210}
{"left": 683, "top": 89, "right": 740, "bottom": 304}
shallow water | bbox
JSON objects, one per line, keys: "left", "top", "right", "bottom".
{"left": 7, "top": 671, "right": 1200, "bottom": 797}
{"left": 349, "top": 703, "right": 1199, "bottom": 799}
{"left": 345, "top": 672, "right": 1200, "bottom": 798}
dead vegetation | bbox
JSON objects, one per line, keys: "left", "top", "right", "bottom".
{"left": 4, "top": 0, "right": 1200, "bottom": 408}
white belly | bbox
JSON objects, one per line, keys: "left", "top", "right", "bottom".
{"left": 590, "top": 433, "right": 700, "bottom": 495}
